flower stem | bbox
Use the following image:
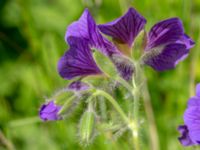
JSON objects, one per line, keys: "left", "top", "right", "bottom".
{"left": 112, "top": 76, "right": 141, "bottom": 149}
{"left": 114, "top": 75, "right": 141, "bottom": 149}
{"left": 94, "top": 89, "right": 129, "bottom": 124}
{"left": 93, "top": 89, "right": 141, "bottom": 149}
{"left": 131, "top": 76, "right": 140, "bottom": 150}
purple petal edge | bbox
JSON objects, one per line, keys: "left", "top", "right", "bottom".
{"left": 196, "top": 83, "right": 200, "bottom": 97}
{"left": 57, "top": 38, "right": 102, "bottom": 80}
{"left": 98, "top": 7, "right": 146, "bottom": 46}
{"left": 65, "top": 8, "right": 120, "bottom": 57}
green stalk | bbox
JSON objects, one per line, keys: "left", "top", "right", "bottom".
{"left": 114, "top": 73, "right": 141, "bottom": 149}
{"left": 93, "top": 89, "right": 140, "bottom": 150}
{"left": 131, "top": 72, "right": 140, "bottom": 150}
{"left": 94, "top": 90, "right": 129, "bottom": 124}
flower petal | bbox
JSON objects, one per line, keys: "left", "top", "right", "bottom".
{"left": 177, "top": 34, "right": 195, "bottom": 49}
{"left": 183, "top": 98, "right": 200, "bottom": 145}
{"left": 65, "top": 8, "right": 134, "bottom": 81}
{"left": 98, "top": 7, "right": 146, "bottom": 47}
{"left": 146, "top": 18, "right": 184, "bottom": 50}
{"left": 184, "top": 106, "right": 200, "bottom": 125}
{"left": 187, "top": 96, "right": 200, "bottom": 108}
{"left": 58, "top": 38, "right": 102, "bottom": 80}
{"left": 142, "top": 43, "right": 188, "bottom": 71}
{"left": 178, "top": 125, "right": 194, "bottom": 146}
{"left": 196, "top": 83, "right": 200, "bottom": 97}
{"left": 65, "top": 8, "right": 119, "bottom": 56}
{"left": 189, "top": 128, "right": 200, "bottom": 145}
{"left": 39, "top": 101, "right": 62, "bottom": 121}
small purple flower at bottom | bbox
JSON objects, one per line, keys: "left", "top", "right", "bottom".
{"left": 178, "top": 83, "right": 200, "bottom": 146}
{"left": 39, "top": 101, "right": 62, "bottom": 121}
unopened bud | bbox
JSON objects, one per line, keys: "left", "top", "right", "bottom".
{"left": 94, "top": 51, "right": 117, "bottom": 77}
{"left": 79, "top": 110, "right": 95, "bottom": 145}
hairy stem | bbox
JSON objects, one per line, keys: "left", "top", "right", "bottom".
{"left": 93, "top": 89, "right": 141, "bottom": 149}
{"left": 94, "top": 89, "right": 129, "bottom": 124}
{"left": 132, "top": 73, "right": 141, "bottom": 150}
{"left": 115, "top": 75, "right": 141, "bottom": 149}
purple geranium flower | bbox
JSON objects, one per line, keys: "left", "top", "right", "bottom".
{"left": 58, "top": 8, "right": 194, "bottom": 82}
{"left": 142, "top": 18, "right": 194, "bottom": 71}
{"left": 39, "top": 101, "right": 62, "bottom": 121}
{"left": 58, "top": 8, "right": 146, "bottom": 81}
{"left": 178, "top": 83, "right": 200, "bottom": 146}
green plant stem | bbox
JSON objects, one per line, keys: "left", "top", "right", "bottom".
{"left": 93, "top": 89, "right": 140, "bottom": 150}
{"left": 117, "top": 63, "right": 159, "bottom": 150}
{"left": 115, "top": 76, "right": 140, "bottom": 150}
{"left": 132, "top": 76, "right": 140, "bottom": 150}
{"left": 58, "top": 95, "right": 76, "bottom": 115}
{"left": 94, "top": 90, "right": 129, "bottom": 124}
{"left": 8, "top": 117, "right": 40, "bottom": 128}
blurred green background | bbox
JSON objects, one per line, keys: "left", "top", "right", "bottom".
{"left": 0, "top": 0, "right": 200, "bottom": 149}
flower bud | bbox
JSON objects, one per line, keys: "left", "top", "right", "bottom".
{"left": 94, "top": 51, "right": 117, "bottom": 77}
{"left": 39, "top": 101, "right": 62, "bottom": 121}
{"left": 79, "top": 110, "right": 95, "bottom": 144}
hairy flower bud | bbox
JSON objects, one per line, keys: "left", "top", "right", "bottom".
{"left": 79, "top": 109, "right": 95, "bottom": 145}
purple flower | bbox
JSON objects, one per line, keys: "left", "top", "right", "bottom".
{"left": 142, "top": 18, "right": 194, "bottom": 71}
{"left": 39, "top": 101, "right": 62, "bottom": 121}
{"left": 178, "top": 83, "right": 200, "bottom": 146}
{"left": 58, "top": 8, "right": 194, "bottom": 82}
{"left": 58, "top": 8, "right": 145, "bottom": 81}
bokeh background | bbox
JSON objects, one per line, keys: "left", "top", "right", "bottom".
{"left": 0, "top": 0, "right": 200, "bottom": 149}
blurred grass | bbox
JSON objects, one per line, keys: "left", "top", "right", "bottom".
{"left": 0, "top": 0, "right": 200, "bottom": 149}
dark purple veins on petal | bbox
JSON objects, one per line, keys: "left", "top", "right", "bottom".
{"left": 64, "top": 8, "right": 133, "bottom": 80}
{"left": 57, "top": 38, "right": 102, "bottom": 80}
{"left": 65, "top": 8, "right": 119, "bottom": 56}
{"left": 146, "top": 18, "right": 184, "bottom": 50}
{"left": 143, "top": 43, "right": 188, "bottom": 71}
{"left": 142, "top": 18, "right": 194, "bottom": 71}
{"left": 98, "top": 7, "right": 146, "bottom": 47}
